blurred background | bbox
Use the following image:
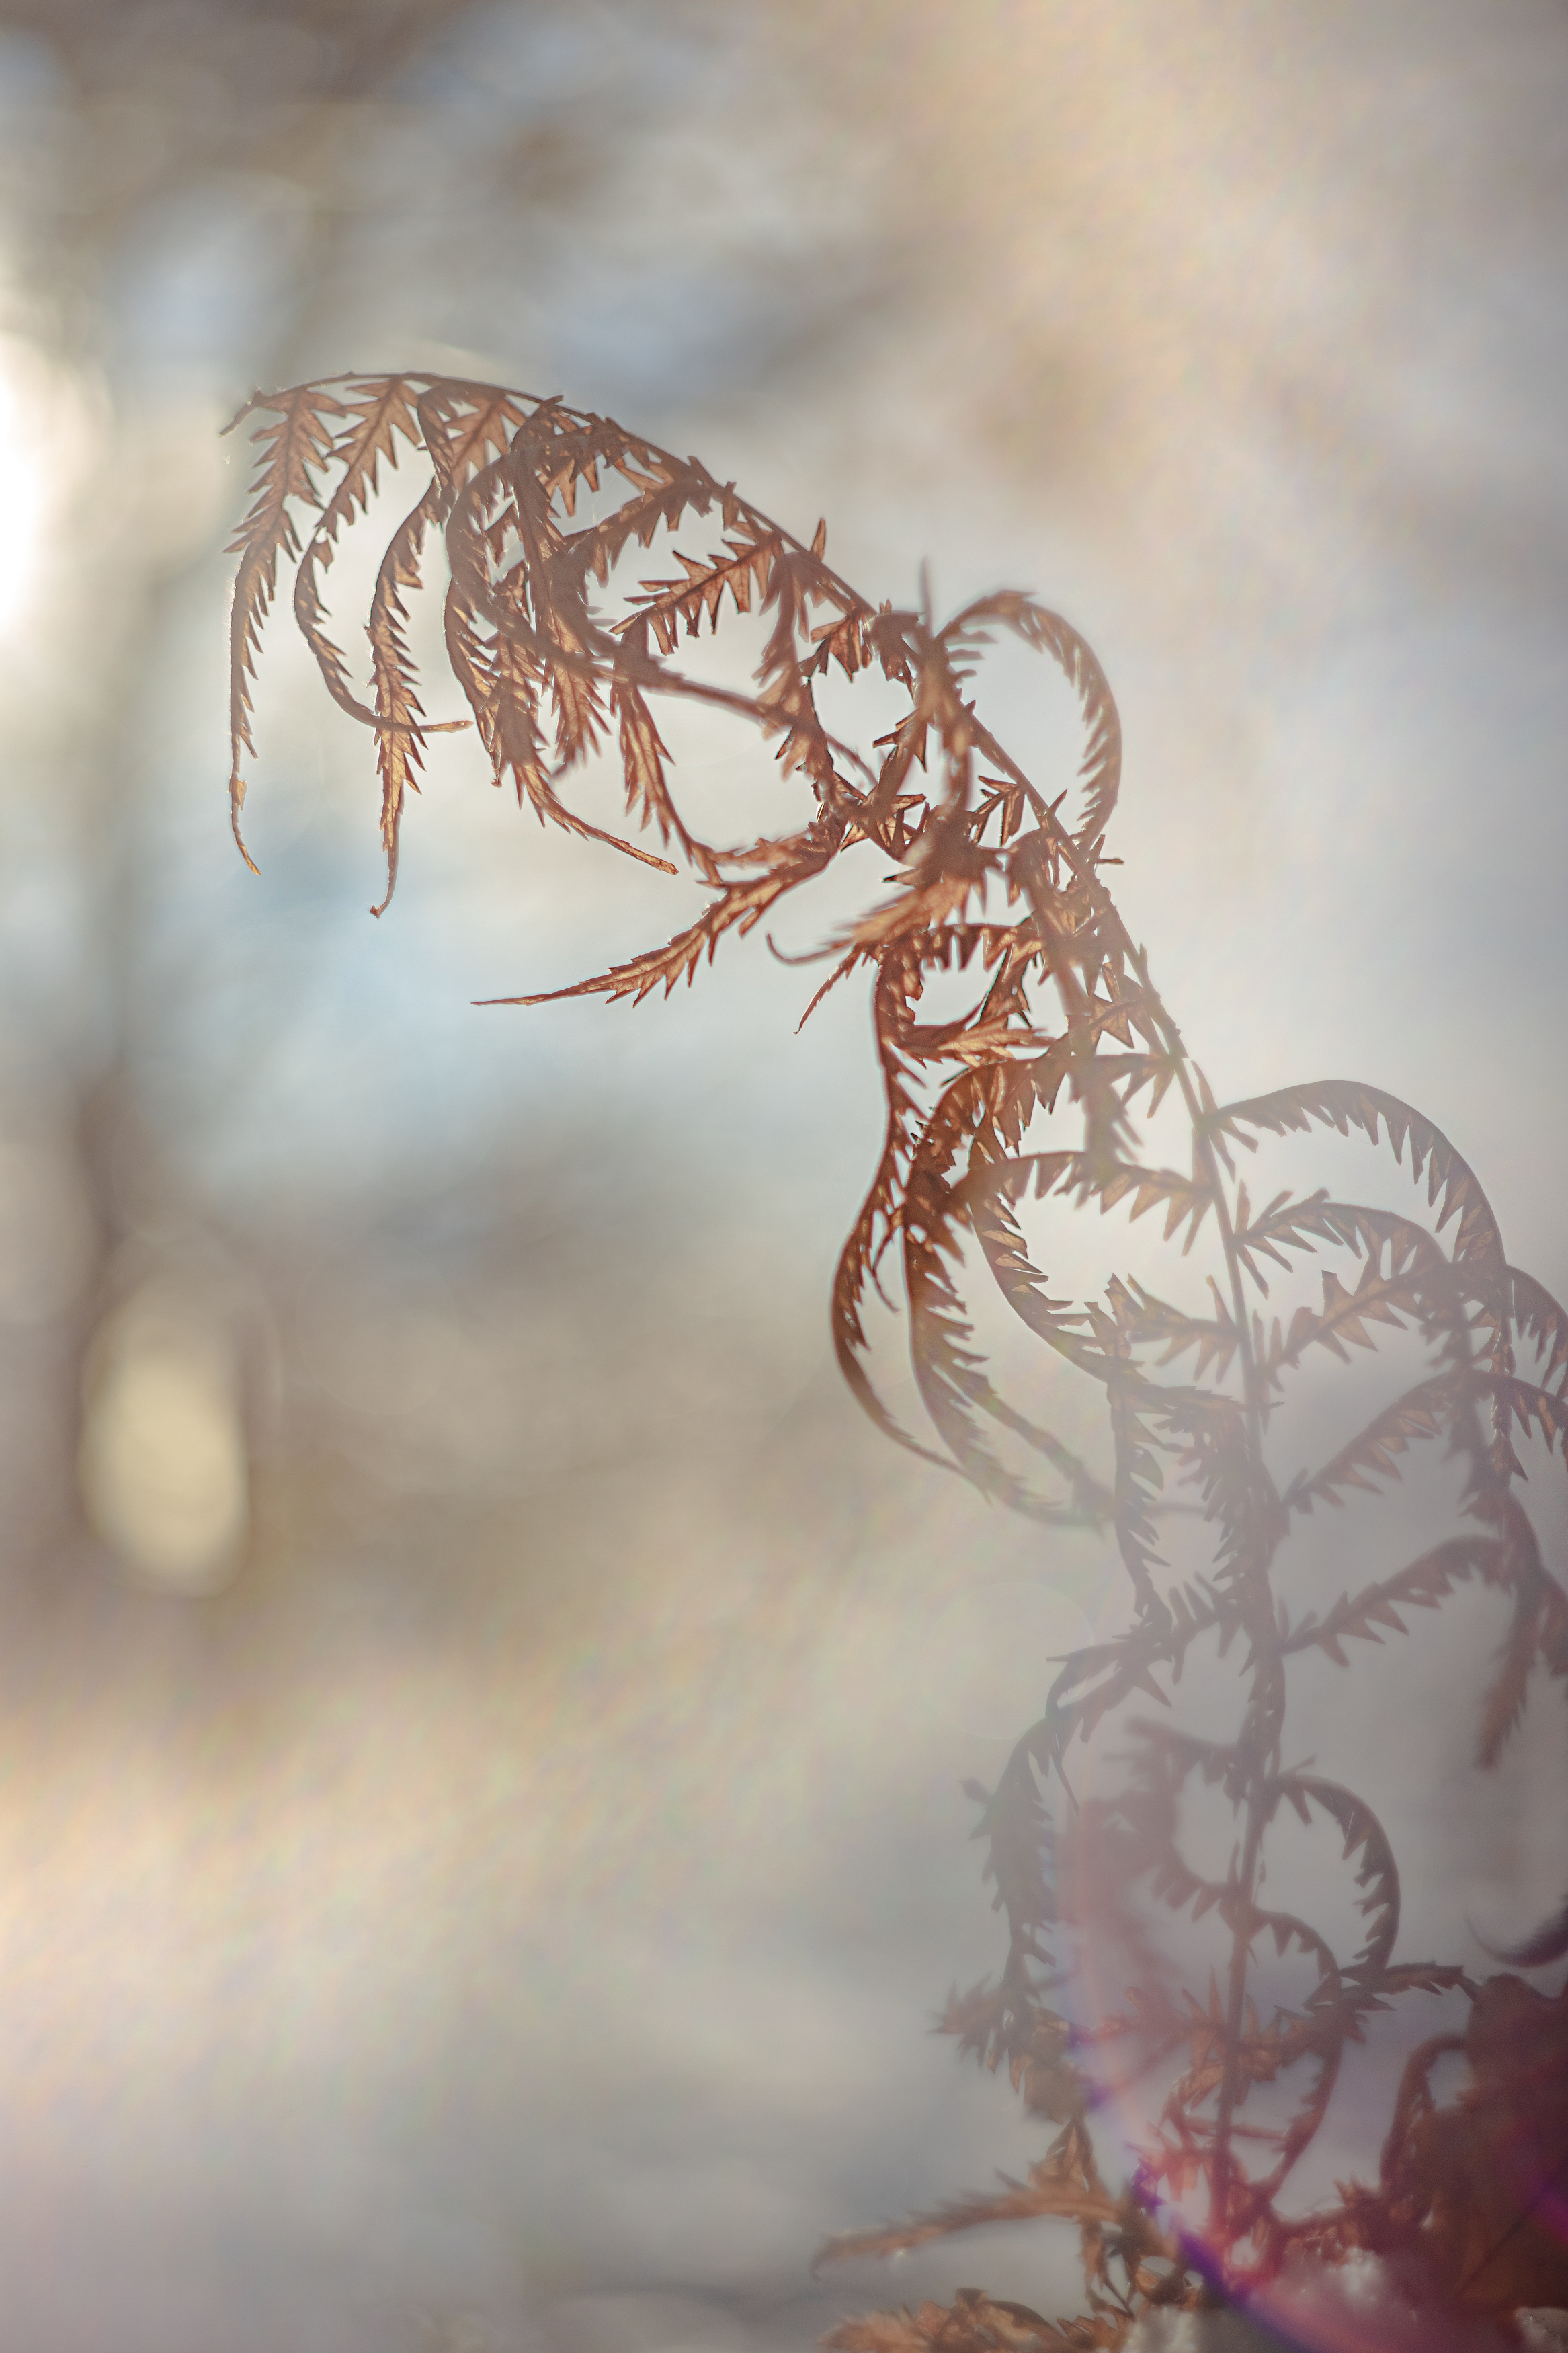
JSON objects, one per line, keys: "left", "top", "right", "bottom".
{"left": 0, "top": 1, "right": 1565, "bottom": 2346}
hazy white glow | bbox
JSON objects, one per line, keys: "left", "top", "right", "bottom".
{"left": 79, "top": 1289, "right": 249, "bottom": 1593}
{"left": 0, "top": 341, "right": 50, "bottom": 640}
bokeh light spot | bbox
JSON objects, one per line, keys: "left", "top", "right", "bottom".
{"left": 78, "top": 1287, "right": 248, "bottom": 1594}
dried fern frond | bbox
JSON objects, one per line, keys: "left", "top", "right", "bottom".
{"left": 225, "top": 382, "right": 347, "bottom": 869}
{"left": 226, "top": 373, "right": 1568, "bottom": 2346}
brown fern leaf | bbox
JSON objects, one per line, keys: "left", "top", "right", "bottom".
{"left": 940, "top": 595, "right": 1122, "bottom": 850}
{"left": 956, "top": 1146, "right": 1215, "bottom": 1263}
{"left": 1096, "top": 1355, "right": 1170, "bottom": 1616}
{"left": 610, "top": 663, "right": 720, "bottom": 877}
{"left": 366, "top": 482, "right": 441, "bottom": 916}
{"left": 830, "top": 972, "right": 936, "bottom": 1460}
{"left": 438, "top": 514, "right": 677, "bottom": 880}
{"left": 1087, "top": 1050, "right": 1184, "bottom": 1119}
{"left": 872, "top": 923, "right": 1039, "bottom": 1069}
{"left": 1043, "top": 1629, "right": 1184, "bottom": 1755}
{"left": 224, "top": 381, "right": 347, "bottom": 867}
{"left": 815, "top": 2137, "right": 1120, "bottom": 2271}
{"left": 1283, "top": 1374, "right": 1458, "bottom": 1513}
{"left": 1229, "top": 1185, "right": 1335, "bottom": 1291}
{"left": 493, "top": 825, "right": 839, "bottom": 1009}
{"left": 1081, "top": 1159, "right": 1217, "bottom": 1254}
{"left": 1259, "top": 1254, "right": 1422, "bottom": 1390}
{"left": 824, "top": 2294, "right": 1124, "bottom": 2353}
{"left": 415, "top": 376, "right": 532, "bottom": 496}
{"left": 829, "top": 938, "right": 1041, "bottom": 1472}
{"left": 1487, "top": 1372, "right": 1568, "bottom": 1464}
{"left": 292, "top": 374, "right": 430, "bottom": 728}
{"left": 1379, "top": 2030, "right": 1468, "bottom": 2198}
{"left": 1206, "top": 1082, "right": 1504, "bottom": 1274}
{"left": 450, "top": 606, "right": 548, "bottom": 805}
{"left": 622, "top": 532, "right": 782, "bottom": 647}
{"left": 1282, "top": 1536, "right": 1503, "bottom": 1666}
{"left": 834, "top": 1058, "right": 1061, "bottom": 1500}
{"left": 967, "top": 1746, "right": 1059, "bottom": 1971}
{"left": 958, "top": 1150, "right": 1100, "bottom": 1368}
{"left": 501, "top": 420, "right": 618, "bottom": 774}
{"left": 570, "top": 447, "right": 734, "bottom": 586}
{"left": 540, "top": 604, "right": 610, "bottom": 776}
{"left": 1510, "top": 1266, "right": 1568, "bottom": 1394}
{"left": 896, "top": 1062, "right": 1114, "bottom": 1517}
{"left": 1101, "top": 1278, "right": 1243, "bottom": 1384}
{"left": 1227, "top": 1188, "right": 1447, "bottom": 1297}
{"left": 1272, "top": 1775, "right": 1401, "bottom": 1978}
{"left": 939, "top": 1979, "right": 1076, "bottom": 2104}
